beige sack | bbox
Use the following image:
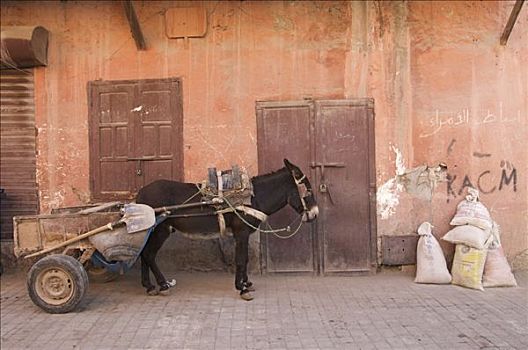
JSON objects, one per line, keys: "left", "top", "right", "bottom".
{"left": 450, "top": 188, "right": 492, "bottom": 231}
{"left": 483, "top": 246, "right": 517, "bottom": 288}
{"left": 442, "top": 225, "right": 491, "bottom": 250}
{"left": 414, "top": 222, "right": 452, "bottom": 284}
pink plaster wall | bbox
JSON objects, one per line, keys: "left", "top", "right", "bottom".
{"left": 408, "top": 1, "right": 527, "bottom": 261}
{"left": 1, "top": 1, "right": 526, "bottom": 261}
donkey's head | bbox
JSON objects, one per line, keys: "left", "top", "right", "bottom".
{"left": 283, "top": 159, "right": 319, "bottom": 222}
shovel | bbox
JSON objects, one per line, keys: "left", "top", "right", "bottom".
{"left": 24, "top": 204, "right": 156, "bottom": 259}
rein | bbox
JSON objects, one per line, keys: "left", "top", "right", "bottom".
{"left": 161, "top": 169, "right": 311, "bottom": 240}
{"left": 222, "top": 197, "right": 305, "bottom": 238}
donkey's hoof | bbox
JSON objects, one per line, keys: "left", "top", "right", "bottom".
{"left": 240, "top": 291, "right": 254, "bottom": 301}
{"left": 165, "top": 279, "right": 177, "bottom": 287}
{"left": 244, "top": 282, "right": 255, "bottom": 292}
{"left": 159, "top": 279, "right": 176, "bottom": 296}
{"left": 147, "top": 288, "right": 159, "bottom": 296}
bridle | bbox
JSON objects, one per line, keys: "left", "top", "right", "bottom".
{"left": 292, "top": 173, "right": 312, "bottom": 214}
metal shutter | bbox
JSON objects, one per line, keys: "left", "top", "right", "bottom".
{"left": 0, "top": 69, "right": 38, "bottom": 240}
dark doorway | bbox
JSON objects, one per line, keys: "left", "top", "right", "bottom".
{"left": 257, "top": 99, "right": 376, "bottom": 275}
{"left": 88, "top": 78, "right": 183, "bottom": 200}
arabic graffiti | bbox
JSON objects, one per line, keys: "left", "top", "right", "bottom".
{"left": 446, "top": 161, "right": 518, "bottom": 202}
{"left": 419, "top": 102, "right": 522, "bottom": 138}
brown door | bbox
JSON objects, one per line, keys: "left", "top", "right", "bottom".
{"left": 314, "top": 100, "right": 376, "bottom": 274}
{"left": 257, "top": 99, "right": 376, "bottom": 274}
{"left": 256, "top": 101, "right": 316, "bottom": 273}
{"left": 88, "top": 78, "right": 183, "bottom": 200}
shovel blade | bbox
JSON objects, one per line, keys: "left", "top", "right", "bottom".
{"left": 121, "top": 203, "right": 156, "bottom": 233}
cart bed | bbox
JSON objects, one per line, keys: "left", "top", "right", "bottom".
{"left": 14, "top": 211, "right": 121, "bottom": 258}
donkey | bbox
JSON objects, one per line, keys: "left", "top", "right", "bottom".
{"left": 136, "top": 159, "right": 318, "bottom": 300}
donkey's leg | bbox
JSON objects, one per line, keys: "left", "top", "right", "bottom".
{"left": 140, "top": 255, "right": 157, "bottom": 295}
{"left": 242, "top": 250, "right": 255, "bottom": 292}
{"left": 142, "top": 226, "right": 174, "bottom": 294}
{"left": 234, "top": 230, "right": 253, "bottom": 300}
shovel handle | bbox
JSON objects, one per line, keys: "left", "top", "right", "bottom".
{"left": 24, "top": 220, "right": 123, "bottom": 259}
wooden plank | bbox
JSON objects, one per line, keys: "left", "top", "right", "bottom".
{"left": 165, "top": 7, "right": 207, "bottom": 38}
{"left": 500, "top": 0, "right": 525, "bottom": 45}
{"left": 123, "top": 0, "right": 146, "bottom": 50}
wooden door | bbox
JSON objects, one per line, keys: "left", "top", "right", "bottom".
{"left": 257, "top": 99, "right": 376, "bottom": 274}
{"left": 256, "top": 101, "right": 316, "bottom": 273}
{"left": 315, "top": 100, "right": 377, "bottom": 274}
{"left": 89, "top": 78, "right": 183, "bottom": 200}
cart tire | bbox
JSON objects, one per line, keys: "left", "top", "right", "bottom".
{"left": 86, "top": 265, "right": 119, "bottom": 283}
{"left": 27, "top": 254, "right": 89, "bottom": 314}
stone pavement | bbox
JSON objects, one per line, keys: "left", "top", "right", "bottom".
{"left": 1, "top": 268, "right": 527, "bottom": 350}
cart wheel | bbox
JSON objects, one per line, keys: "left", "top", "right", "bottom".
{"left": 86, "top": 264, "right": 119, "bottom": 283}
{"left": 27, "top": 254, "right": 89, "bottom": 314}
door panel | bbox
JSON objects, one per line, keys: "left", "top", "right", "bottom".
{"left": 134, "top": 80, "right": 182, "bottom": 190}
{"left": 89, "top": 78, "right": 183, "bottom": 200}
{"left": 142, "top": 160, "right": 174, "bottom": 186}
{"left": 100, "top": 161, "right": 134, "bottom": 193}
{"left": 315, "top": 101, "right": 372, "bottom": 273}
{"left": 256, "top": 101, "right": 315, "bottom": 273}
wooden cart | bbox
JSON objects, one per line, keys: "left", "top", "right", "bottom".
{"left": 13, "top": 202, "right": 156, "bottom": 313}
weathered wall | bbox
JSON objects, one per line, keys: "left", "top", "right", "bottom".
{"left": 375, "top": 1, "right": 527, "bottom": 265}
{"left": 1, "top": 1, "right": 526, "bottom": 266}
{"left": 411, "top": 1, "right": 527, "bottom": 264}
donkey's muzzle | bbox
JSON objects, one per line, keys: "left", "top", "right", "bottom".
{"left": 303, "top": 205, "right": 319, "bottom": 222}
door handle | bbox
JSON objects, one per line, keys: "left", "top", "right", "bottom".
{"left": 127, "top": 157, "right": 155, "bottom": 161}
{"left": 310, "top": 162, "right": 345, "bottom": 178}
{"left": 310, "top": 162, "right": 345, "bottom": 168}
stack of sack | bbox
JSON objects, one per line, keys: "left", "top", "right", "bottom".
{"left": 441, "top": 188, "right": 517, "bottom": 290}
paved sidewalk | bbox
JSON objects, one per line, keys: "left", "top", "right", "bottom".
{"left": 1, "top": 268, "right": 527, "bottom": 350}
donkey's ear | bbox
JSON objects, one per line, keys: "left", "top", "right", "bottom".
{"left": 283, "top": 158, "right": 293, "bottom": 169}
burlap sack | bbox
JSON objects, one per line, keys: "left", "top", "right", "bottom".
{"left": 415, "top": 222, "right": 452, "bottom": 284}
{"left": 483, "top": 246, "right": 517, "bottom": 288}
{"left": 450, "top": 188, "right": 492, "bottom": 231}
{"left": 442, "top": 225, "right": 491, "bottom": 250}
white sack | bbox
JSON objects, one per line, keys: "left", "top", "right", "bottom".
{"left": 414, "top": 222, "right": 452, "bottom": 284}
{"left": 442, "top": 225, "right": 491, "bottom": 250}
{"left": 450, "top": 188, "right": 492, "bottom": 231}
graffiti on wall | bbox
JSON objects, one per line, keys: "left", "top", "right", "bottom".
{"left": 419, "top": 103, "right": 522, "bottom": 138}
{"left": 447, "top": 160, "right": 518, "bottom": 202}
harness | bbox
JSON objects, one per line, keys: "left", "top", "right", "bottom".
{"left": 166, "top": 169, "right": 311, "bottom": 238}
{"left": 294, "top": 174, "right": 309, "bottom": 212}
